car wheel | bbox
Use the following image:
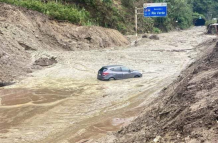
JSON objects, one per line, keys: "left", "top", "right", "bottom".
{"left": 134, "top": 75, "right": 140, "bottom": 78}
{"left": 108, "top": 77, "right": 115, "bottom": 81}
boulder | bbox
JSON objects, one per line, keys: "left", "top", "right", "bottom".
{"left": 149, "top": 35, "right": 160, "bottom": 40}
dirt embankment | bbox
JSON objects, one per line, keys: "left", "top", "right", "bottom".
{"left": 0, "top": 3, "right": 129, "bottom": 83}
{"left": 108, "top": 39, "right": 218, "bottom": 143}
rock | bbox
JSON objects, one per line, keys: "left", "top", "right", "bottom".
{"left": 84, "top": 36, "right": 92, "bottom": 41}
{"left": 142, "top": 34, "right": 149, "bottom": 38}
{"left": 149, "top": 35, "right": 160, "bottom": 40}
{"left": 153, "top": 136, "right": 161, "bottom": 143}
{"left": 0, "top": 52, "right": 5, "bottom": 58}
{"left": 18, "top": 42, "right": 36, "bottom": 51}
{"left": 34, "top": 57, "right": 57, "bottom": 66}
{"left": 0, "top": 82, "right": 15, "bottom": 87}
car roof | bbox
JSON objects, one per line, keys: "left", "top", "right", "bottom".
{"left": 102, "top": 65, "right": 123, "bottom": 68}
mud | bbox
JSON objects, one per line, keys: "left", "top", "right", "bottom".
{"left": 0, "top": 26, "right": 216, "bottom": 143}
{"left": 0, "top": 2, "right": 129, "bottom": 83}
{"left": 107, "top": 41, "right": 218, "bottom": 143}
{"left": 0, "top": 4, "right": 217, "bottom": 142}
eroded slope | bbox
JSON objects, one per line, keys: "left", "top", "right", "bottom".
{"left": 112, "top": 40, "right": 218, "bottom": 143}
{"left": 0, "top": 3, "right": 129, "bottom": 83}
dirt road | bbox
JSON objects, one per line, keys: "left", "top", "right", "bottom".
{"left": 0, "top": 27, "right": 215, "bottom": 143}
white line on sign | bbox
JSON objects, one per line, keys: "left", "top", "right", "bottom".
{"left": 143, "top": 3, "right": 167, "bottom": 8}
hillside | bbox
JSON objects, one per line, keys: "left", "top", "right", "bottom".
{"left": 101, "top": 39, "right": 218, "bottom": 143}
{"left": 2, "top": 0, "right": 218, "bottom": 34}
{"left": 0, "top": 2, "right": 129, "bottom": 83}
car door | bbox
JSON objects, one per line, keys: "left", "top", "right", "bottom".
{"left": 121, "top": 67, "right": 132, "bottom": 79}
{"left": 112, "top": 67, "right": 123, "bottom": 79}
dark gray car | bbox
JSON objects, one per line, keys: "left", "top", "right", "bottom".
{"left": 97, "top": 65, "right": 142, "bottom": 81}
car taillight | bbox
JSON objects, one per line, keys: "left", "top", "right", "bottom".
{"left": 102, "top": 72, "right": 109, "bottom": 76}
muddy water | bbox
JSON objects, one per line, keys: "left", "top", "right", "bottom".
{"left": 0, "top": 88, "right": 67, "bottom": 133}
{"left": 0, "top": 27, "right": 214, "bottom": 143}
{"left": 0, "top": 77, "right": 168, "bottom": 143}
{"left": 68, "top": 88, "right": 161, "bottom": 143}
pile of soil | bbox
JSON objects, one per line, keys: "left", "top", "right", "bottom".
{"left": 0, "top": 2, "right": 129, "bottom": 83}
{"left": 113, "top": 39, "right": 218, "bottom": 143}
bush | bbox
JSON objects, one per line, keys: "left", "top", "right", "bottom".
{"left": 153, "top": 27, "right": 161, "bottom": 34}
{"left": 206, "top": 20, "right": 217, "bottom": 26}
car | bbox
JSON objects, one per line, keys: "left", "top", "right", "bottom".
{"left": 97, "top": 65, "right": 142, "bottom": 81}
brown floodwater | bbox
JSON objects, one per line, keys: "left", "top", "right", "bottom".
{"left": 0, "top": 81, "right": 160, "bottom": 143}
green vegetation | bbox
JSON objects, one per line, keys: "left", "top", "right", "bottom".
{"left": 0, "top": 0, "right": 126, "bottom": 32}
{"left": 122, "top": 0, "right": 194, "bottom": 33}
{"left": 192, "top": 0, "right": 218, "bottom": 19}
{"left": 121, "top": 0, "right": 218, "bottom": 33}
{"left": 0, "top": 0, "right": 95, "bottom": 25}
{"left": 1, "top": 0, "right": 218, "bottom": 33}
{"left": 72, "top": 0, "right": 126, "bottom": 32}
{"left": 191, "top": 0, "right": 218, "bottom": 27}
{"left": 153, "top": 27, "right": 161, "bottom": 34}
{"left": 206, "top": 19, "right": 217, "bottom": 26}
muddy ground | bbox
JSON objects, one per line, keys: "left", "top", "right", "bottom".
{"left": 0, "top": 3, "right": 128, "bottom": 83}
{"left": 105, "top": 40, "right": 218, "bottom": 143}
{"left": 0, "top": 25, "right": 216, "bottom": 143}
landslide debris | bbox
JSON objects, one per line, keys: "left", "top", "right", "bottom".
{"left": 113, "top": 39, "right": 218, "bottom": 143}
{"left": 34, "top": 57, "right": 57, "bottom": 67}
{"left": 0, "top": 3, "right": 129, "bottom": 83}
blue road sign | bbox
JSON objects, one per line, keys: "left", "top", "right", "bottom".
{"left": 144, "top": 3, "right": 167, "bottom": 17}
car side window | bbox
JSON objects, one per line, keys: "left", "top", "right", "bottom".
{"left": 113, "top": 67, "right": 122, "bottom": 72}
{"left": 121, "top": 67, "right": 130, "bottom": 72}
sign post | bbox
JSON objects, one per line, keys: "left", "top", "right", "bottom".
{"left": 134, "top": 3, "right": 167, "bottom": 44}
{"left": 135, "top": 7, "right": 143, "bottom": 43}
{"left": 144, "top": 3, "right": 167, "bottom": 17}
{"left": 135, "top": 7, "right": 138, "bottom": 39}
